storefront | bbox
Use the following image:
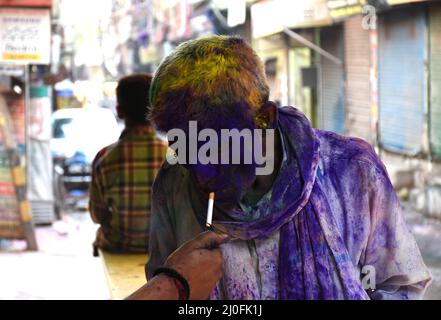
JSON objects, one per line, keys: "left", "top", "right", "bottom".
{"left": 0, "top": 65, "right": 37, "bottom": 249}
{"left": 251, "top": 0, "right": 332, "bottom": 125}
{"left": 0, "top": 1, "right": 53, "bottom": 248}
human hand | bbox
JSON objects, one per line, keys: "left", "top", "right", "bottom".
{"left": 164, "top": 231, "right": 229, "bottom": 300}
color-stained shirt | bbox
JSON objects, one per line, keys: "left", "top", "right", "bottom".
{"left": 89, "top": 124, "right": 167, "bottom": 253}
{"left": 146, "top": 107, "right": 432, "bottom": 299}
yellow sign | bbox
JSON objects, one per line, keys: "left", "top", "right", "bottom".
{"left": 327, "top": 0, "right": 366, "bottom": 20}
{"left": 329, "top": 5, "right": 363, "bottom": 19}
{"left": 2, "top": 53, "right": 42, "bottom": 61}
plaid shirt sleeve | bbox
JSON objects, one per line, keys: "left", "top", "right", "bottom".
{"left": 89, "top": 147, "right": 110, "bottom": 224}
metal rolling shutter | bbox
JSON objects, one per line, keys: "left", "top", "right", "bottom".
{"left": 320, "top": 25, "right": 346, "bottom": 135}
{"left": 378, "top": 7, "right": 427, "bottom": 154}
{"left": 430, "top": 3, "right": 441, "bottom": 157}
{"left": 344, "top": 15, "right": 372, "bottom": 143}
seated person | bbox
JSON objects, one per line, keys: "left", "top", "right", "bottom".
{"left": 146, "top": 35, "right": 431, "bottom": 299}
{"left": 89, "top": 74, "right": 167, "bottom": 253}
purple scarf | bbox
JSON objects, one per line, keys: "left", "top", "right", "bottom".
{"left": 191, "top": 107, "right": 369, "bottom": 299}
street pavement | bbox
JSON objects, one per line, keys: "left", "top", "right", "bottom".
{"left": 403, "top": 202, "right": 441, "bottom": 300}
{"left": 0, "top": 211, "right": 109, "bottom": 300}
{"left": 0, "top": 203, "right": 440, "bottom": 300}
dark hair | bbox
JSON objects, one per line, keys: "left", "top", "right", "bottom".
{"left": 116, "top": 73, "right": 152, "bottom": 123}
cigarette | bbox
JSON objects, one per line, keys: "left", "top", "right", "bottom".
{"left": 206, "top": 192, "right": 215, "bottom": 228}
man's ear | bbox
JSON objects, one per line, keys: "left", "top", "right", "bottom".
{"left": 255, "top": 101, "right": 278, "bottom": 129}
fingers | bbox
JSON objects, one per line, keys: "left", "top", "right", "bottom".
{"left": 210, "top": 245, "right": 223, "bottom": 265}
{"left": 193, "top": 231, "right": 230, "bottom": 250}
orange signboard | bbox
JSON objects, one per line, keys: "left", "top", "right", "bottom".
{"left": 0, "top": 0, "right": 51, "bottom": 7}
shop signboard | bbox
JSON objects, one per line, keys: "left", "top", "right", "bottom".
{"left": 0, "top": 0, "right": 51, "bottom": 6}
{"left": 326, "top": 0, "right": 367, "bottom": 20}
{"left": 327, "top": 0, "right": 428, "bottom": 21}
{"left": 0, "top": 8, "right": 51, "bottom": 64}
{"left": 251, "top": 0, "right": 332, "bottom": 38}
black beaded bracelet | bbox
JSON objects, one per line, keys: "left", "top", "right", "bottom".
{"left": 153, "top": 267, "right": 190, "bottom": 300}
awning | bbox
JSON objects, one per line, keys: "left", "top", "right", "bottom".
{"left": 283, "top": 27, "right": 342, "bottom": 65}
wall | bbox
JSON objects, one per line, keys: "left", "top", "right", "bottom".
{"left": 344, "top": 15, "right": 373, "bottom": 144}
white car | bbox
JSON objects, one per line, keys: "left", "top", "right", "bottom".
{"left": 51, "top": 107, "right": 121, "bottom": 163}
{"left": 51, "top": 107, "right": 121, "bottom": 212}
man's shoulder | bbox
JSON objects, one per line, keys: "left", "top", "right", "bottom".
{"left": 153, "top": 162, "right": 189, "bottom": 191}
{"left": 92, "top": 141, "right": 119, "bottom": 168}
{"left": 94, "top": 133, "right": 163, "bottom": 160}
{"left": 121, "top": 126, "right": 168, "bottom": 145}
{"left": 315, "top": 129, "right": 386, "bottom": 175}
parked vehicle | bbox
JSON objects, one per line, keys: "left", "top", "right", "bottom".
{"left": 51, "top": 107, "right": 120, "bottom": 212}
{"left": 53, "top": 151, "right": 91, "bottom": 212}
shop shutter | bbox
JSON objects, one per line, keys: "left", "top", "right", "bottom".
{"left": 378, "top": 7, "right": 427, "bottom": 154}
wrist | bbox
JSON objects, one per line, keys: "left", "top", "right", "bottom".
{"left": 154, "top": 274, "right": 181, "bottom": 300}
{"left": 153, "top": 267, "right": 190, "bottom": 300}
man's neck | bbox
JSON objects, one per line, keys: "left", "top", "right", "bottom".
{"left": 124, "top": 120, "right": 149, "bottom": 128}
{"left": 249, "top": 129, "right": 283, "bottom": 199}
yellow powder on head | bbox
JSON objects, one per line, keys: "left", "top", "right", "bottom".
{"left": 149, "top": 35, "right": 270, "bottom": 131}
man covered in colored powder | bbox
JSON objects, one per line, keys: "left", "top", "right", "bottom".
{"left": 146, "top": 35, "right": 431, "bottom": 299}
